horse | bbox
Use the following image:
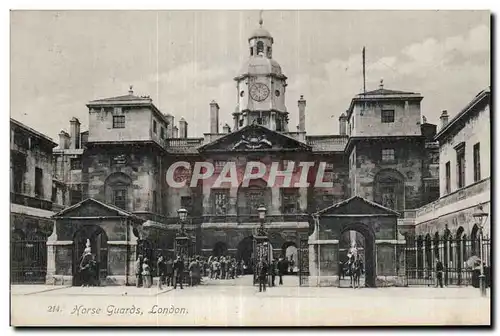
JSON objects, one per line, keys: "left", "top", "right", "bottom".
{"left": 349, "top": 259, "right": 364, "bottom": 289}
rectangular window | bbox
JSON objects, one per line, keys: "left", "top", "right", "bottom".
{"left": 257, "top": 117, "right": 263, "bottom": 125}
{"left": 456, "top": 144, "right": 465, "bottom": 189}
{"left": 213, "top": 190, "right": 229, "bottom": 215}
{"left": 282, "top": 188, "right": 299, "bottom": 214}
{"left": 239, "top": 119, "right": 244, "bottom": 127}
{"left": 214, "top": 160, "right": 226, "bottom": 173}
{"left": 445, "top": 161, "right": 451, "bottom": 194}
{"left": 113, "top": 116, "right": 125, "bottom": 128}
{"left": 160, "top": 127, "right": 165, "bottom": 139}
{"left": 35, "top": 167, "right": 43, "bottom": 198}
{"left": 473, "top": 142, "right": 481, "bottom": 182}
{"left": 70, "top": 158, "right": 82, "bottom": 170}
{"left": 113, "top": 189, "right": 127, "bottom": 210}
{"left": 381, "top": 109, "right": 395, "bottom": 123}
{"left": 153, "top": 119, "right": 157, "bottom": 134}
{"left": 381, "top": 148, "right": 395, "bottom": 162}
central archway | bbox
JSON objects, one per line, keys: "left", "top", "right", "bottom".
{"left": 73, "top": 225, "right": 108, "bottom": 286}
{"left": 338, "top": 223, "right": 376, "bottom": 287}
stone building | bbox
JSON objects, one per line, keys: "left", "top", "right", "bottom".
{"left": 41, "top": 19, "right": 444, "bottom": 286}
{"left": 10, "top": 118, "right": 58, "bottom": 283}
{"left": 408, "top": 88, "right": 491, "bottom": 285}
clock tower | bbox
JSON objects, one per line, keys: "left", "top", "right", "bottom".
{"left": 233, "top": 15, "right": 289, "bottom": 132}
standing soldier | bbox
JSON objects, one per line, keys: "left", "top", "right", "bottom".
{"left": 258, "top": 258, "right": 269, "bottom": 292}
{"left": 165, "top": 257, "right": 174, "bottom": 287}
{"left": 135, "top": 254, "right": 143, "bottom": 288}
{"left": 173, "top": 256, "right": 184, "bottom": 289}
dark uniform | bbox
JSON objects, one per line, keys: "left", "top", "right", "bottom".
{"left": 165, "top": 258, "right": 174, "bottom": 286}
{"left": 258, "top": 260, "right": 269, "bottom": 292}
{"left": 173, "top": 258, "right": 185, "bottom": 289}
{"left": 436, "top": 259, "right": 444, "bottom": 288}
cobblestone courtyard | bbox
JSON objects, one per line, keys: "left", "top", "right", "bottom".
{"left": 11, "top": 275, "right": 490, "bottom": 326}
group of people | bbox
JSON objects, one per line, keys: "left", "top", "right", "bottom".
{"left": 135, "top": 254, "right": 204, "bottom": 290}
{"left": 207, "top": 256, "right": 245, "bottom": 280}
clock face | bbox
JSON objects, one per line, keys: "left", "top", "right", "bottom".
{"left": 249, "top": 83, "right": 270, "bottom": 102}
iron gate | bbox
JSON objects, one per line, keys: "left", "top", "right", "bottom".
{"left": 404, "top": 235, "right": 491, "bottom": 287}
{"left": 11, "top": 239, "right": 47, "bottom": 284}
{"left": 298, "top": 236, "right": 309, "bottom": 286}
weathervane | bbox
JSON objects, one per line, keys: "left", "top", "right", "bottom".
{"left": 259, "top": 10, "right": 263, "bottom": 27}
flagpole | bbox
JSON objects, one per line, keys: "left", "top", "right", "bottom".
{"left": 362, "top": 46, "right": 366, "bottom": 94}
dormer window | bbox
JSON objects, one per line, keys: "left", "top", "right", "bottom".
{"left": 267, "top": 46, "right": 272, "bottom": 58}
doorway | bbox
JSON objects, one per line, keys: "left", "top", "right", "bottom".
{"left": 73, "top": 225, "right": 108, "bottom": 286}
{"left": 236, "top": 236, "right": 254, "bottom": 274}
{"left": 337, "top": 225, "right": 376, "bottom": 288}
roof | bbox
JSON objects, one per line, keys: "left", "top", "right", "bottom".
{"left": 346, "top": 86, "right": 423, "bottom": 119}
{"left": 435, "top": 87, "right": 491, "bottom": 141}
{"left": 249, "top": 26, "right": 273, "bottom": 40}
{"left": 198, "top": 123, "right": 312, "bottom": 152}
{"left": 314, "top": 195, "right": 401, "bottom": 217}
{"left": 358, "top": 88, "right": 418, "bottom": 96}
{"left": 88, "top": 93, "right": 152, "bottom": 103}
{"left": 10, "top": 118, "right": 57, "bottom": 147}
{"left": 238, "top": 56, "right": 283, "bottom": 76}
{"left": 52, "top": 198, "right": 144, "bottom": 222}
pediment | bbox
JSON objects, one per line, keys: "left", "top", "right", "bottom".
{"left": 52, "top": 198, "right": 143, "bottom": 222}
{"left": 199, "top": 124, "right": 311, "bottom": 152}
{"left": 315, "top": 196, "right": 400, "bottom": 217}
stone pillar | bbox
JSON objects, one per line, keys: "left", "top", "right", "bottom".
{"left": 228, "top": 187, "right": 238, "bottom": 216}
{"left": 298, "top": 95, "right": 306, "bottom": 132}
{"left": 270, "top": 187, "right": 281, "bottom": 215}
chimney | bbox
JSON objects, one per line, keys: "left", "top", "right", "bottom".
{"left": 164, "top": 114, "right": 174, "bottom": 138}
{"left": 58, "top": 130, "right": 70, "bottom": 149}
{"left": 440, "top": 110, "right": 449, "bottom": 129}
{"left": 179, "top": 118, "right": 188, "bottom": 138}
{"left": 69, "top": 117, "right": 81, "bottom": 149}
{"left": 210, "top": 100, "right": 220, "bottom": 134}
{"left": 173, "top": 126, "right": 179, "bottom": 138}
{"left": 339, "top": 112, "right": 348, "bottom": 135}
{"left": 298, "top": 95, "right": 306, "bottom": 132}
{"left": 222, "top": 123, "right": 231, "bottom": 134}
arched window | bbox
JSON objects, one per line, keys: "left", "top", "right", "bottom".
{"left": 256, "top": 41, "right": 264, "bottom": 55}
{"left": 104, "top": 172, "right": 132, "bottom": 210}
{"left": 373, "top": 169, "right": 405, "bottom": 211}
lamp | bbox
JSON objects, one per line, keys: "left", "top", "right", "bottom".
{"left": 473, "top": 206, "right": 488, "bottom": 297}
{"left": 177, "top": 208, "right": 188, "bottom": 222}
{"left": 257, "top": 205, "right": 267, "bottom": 221}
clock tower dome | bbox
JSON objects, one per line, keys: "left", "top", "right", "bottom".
{"left": 232, "top": 15, "right": 289, "bottom": 132}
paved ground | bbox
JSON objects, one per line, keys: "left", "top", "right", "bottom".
{"left": 11, "top": 275, "right": 491, "bottom": 326}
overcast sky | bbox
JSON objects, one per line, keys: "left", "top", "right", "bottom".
{"left": 10, "top": 10, "right": 490, "bottom": 140}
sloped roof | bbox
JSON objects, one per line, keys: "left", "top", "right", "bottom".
{"left": 435, "top": 87, "right": 490, "bottom": 141}
{"left": 198, "top": 124, "right": 312, "bottom": 152}
{"left": 52, "top": 198, "right": 144, "bottom": 222}
{"left": 314, "top": 195, "right": 401, "bottom": 217}
{"left": 359, "top": 88, "right": 417, "bottom": 96}
{"left": 89, "top": 94, "right": 152, "bottom": 103}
